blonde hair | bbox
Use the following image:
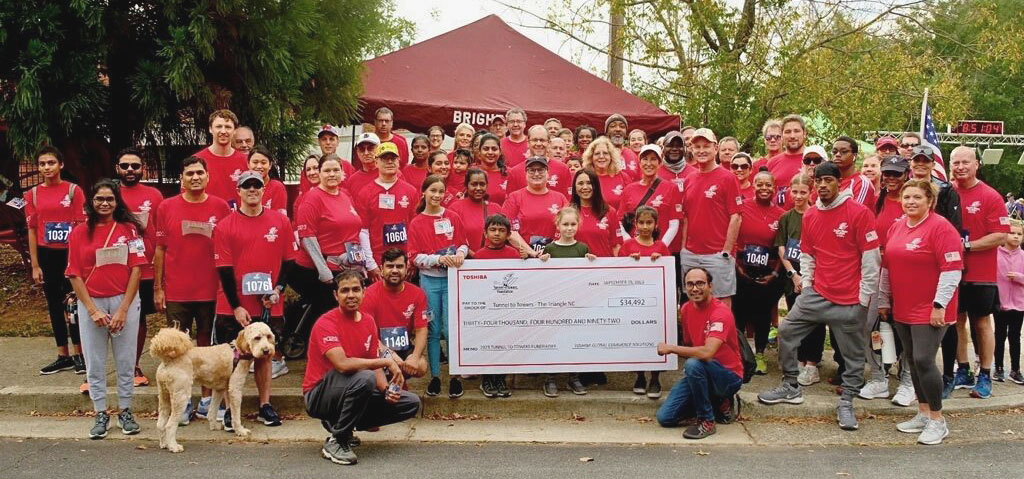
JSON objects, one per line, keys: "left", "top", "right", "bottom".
{"left": 901, "top": 179, "right": 939, "bottom": 209}
{"left": 1009, "top": 218, "right": 1023, "bottom": 230}
{"left": 554, "top": 206, "right": 580, "bottom": 225}
{"left": 791, "top": 173, "right": 813, "bottom": 188}
{"left": 581, "top": 137, "right": 622, "bottom": 175}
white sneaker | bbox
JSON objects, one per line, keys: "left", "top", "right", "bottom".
{"left": 798, "top": 365, "right": 820, "bottom": 386}
{"left": 917, "top": 418, "right": 949, "bottom": 445}
{"left": 896, "top": 412, "right": 928, "bottom": 433}
{"left": 271, "top": 359, "right": 289, "bottom": 379}
{"left": 892, "top": 370, "right": 917, "bottom": 407}
{"left": 858, "top": 378, "right": 890, "bottom": 399}
{"left": 249, "top": 361, "right": 255, "bottom": 374}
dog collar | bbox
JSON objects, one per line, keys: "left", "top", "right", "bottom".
{"left": 230, "top": 342, "right": 254, "bottom": 368}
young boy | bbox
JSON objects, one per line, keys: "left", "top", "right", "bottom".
{"left": 472, "top": 214, "right": 519, "bottom": 397}
{"left": 996, "top": 219, "right": 1024, "bottom": 383}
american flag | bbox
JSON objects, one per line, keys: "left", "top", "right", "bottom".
{"left": 920, "top": 90, "right": 947, "bottom": 181}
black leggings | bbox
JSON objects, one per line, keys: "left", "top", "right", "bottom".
{"left": 995, "top": 310, "right": 1023, "bottom": 371}
{"left": 732, "top": 274, "right": 782, "bottom": 353}
{"left": 38, "top": 246, "right": 80, "bottom": 348}
{"left": 893, "top": 322, "right": 948, "bottom": 411}
{"left": 940, "top": 325, "right": 958, "bottom": 377}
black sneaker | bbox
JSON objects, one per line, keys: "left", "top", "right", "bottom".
{"left": 480, "top": 377, "right": 497, "bottom": 398}
{"left": 683, "top": 419, "right": 716, "bottom": 439}
{"left": 495, "top": 376, "right": 512, "bottom": 397}
{"left": 632, "top": 374, "right": 647, "bottom": 395}
{"left": 73, "top": 355, "right": 86, "bottom": 374}
{"left": 715, "top": 395, "right": 739, "bottom": 424}
{"left": 322, "top": 436, "right": 358, "bottom": 465}
{"left": 543, "top": 379, "right": 558, "bottom": 398}
{"left": 646, "top": 377, "right": 662, "bottom": 399}
{"left": 40, "top": 355, "right": 74, "bottom": 375}
{"left": 258, "top": 403, "right": 282, "bottom": 426}
{"left": 223, "top": 408, "right": 233, "bottom": 432}
{"left": 426, "top": 377, "right": 441, "bottom": 397}
{"left": 90, "top": 411, "right": 110, "bottom": 439}
{"left": 349, "top": 435, "right": 361, "bottom": 447}
{"left": 568, "top": 377, "right": 587, "bottom": 395}
{"left": 448, "top": 377, "right": 464, "bottom": 398}
{"left": 118, "top": 408, "right": 140, "bottom": 435}
{"left": 994, "top": 367, "right": 1006, "bottom": 382}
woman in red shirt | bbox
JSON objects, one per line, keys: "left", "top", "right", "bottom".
{"left": 879, "top": 179, "right": 963, "bottom": 445}
{"left": 402, "top": 135, "right": 431, "bottom": 192}
{"left": 25, "top": 146, "right": 88, "bottom": 375}
{"left": 503, "top": 157, "right": 568, "bottom": 258}
{"left": 477, "top": 134, "right": 509, "bottom": 206}
{"left": 426, "top": 151, "right": 457, "bottom": 206}
{"left": 408, "top": 176, "right": 469, "bottom": 398}
{"left": 570, "top": 169, "right": 622, "bottom": 257}
{"left": 294, "top": 155, "right": 320, "bottom": 214}
{"left": 66, "top": 179, "right": 147, "bottom": 438}
{"left": 449, "top": 169, "right": 493, "bottom": 252}
{"left": 732, "top": 170, "right": 785, "bottom": 374}
{"left": 572, "top": 125, "right": 597, "bottom": 161}
{"left": 731, "top": 153, "right": 755, "bottom": 201}
{"left": 874, "top": 159, "right": 909, "bottom": 245}
{"left": 582, "top": 137, "right": 632, "bottom": 209}
{"left": 247, "top": 146, "right": 288, "bottom": 217}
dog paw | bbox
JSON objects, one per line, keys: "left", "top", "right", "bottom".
{"left": 235, "top": 427, "right": 251, "bottom": 438}
{"left": 168, "top": 443, "right": 184, "bottom": 453}
{"left": 209, "top": 421, "right": 224, "bottom": 431}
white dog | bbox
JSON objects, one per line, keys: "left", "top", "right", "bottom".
{"left": 150, "top": 323, "right": 275, "bottom": 452}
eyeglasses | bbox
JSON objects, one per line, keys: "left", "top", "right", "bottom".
{"left": 900, "top": 143, "right": 919, "bottom": 149}
{"left": 684, "top": 280, "right": 708, "bottom": 288}
{"left": 803, "top": 157, "right": 824, "bottom": 165}
{"left": 92, "top": 196, "right": 116, "bottom": 204}
{"left": 831, "top": 149, "right": 852, "bottom": 156}
{"left": 526, "top": 168, "right": 547, "bottom": 175}
{"left": 764, "top": 135, "right": 781, "bottom": 141}
{"left": 118, "top": 163, "right": 142, "bottom": 170}
{"left": 730, "top": 163, "right": 751, "bottom": 170}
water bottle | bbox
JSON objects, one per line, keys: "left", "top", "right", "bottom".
{"left": 879, "top": 322, "right": 897, "bottom": 364}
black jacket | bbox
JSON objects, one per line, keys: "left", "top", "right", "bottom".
{"left": 934, "top": 178, "right": 962, "bottom": 232}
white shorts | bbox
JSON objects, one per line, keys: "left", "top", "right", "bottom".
{"left": 679, "top": 249, "right": 737, "bottom": 298}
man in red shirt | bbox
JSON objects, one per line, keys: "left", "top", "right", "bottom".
{"left": 758, "top": 162, "right": 880, "bottom": 431}
{"left": 114, "top": 148, "right": 164, "bottom": 387}
{"left": 680, "top": 128, "right": 742, "bottom": 306}
{"left": 193, "top": 109, "right": 248, "bottom": 208}
{"left": 506, "top": 125, "right": 572, "bottom": 196}
{"left": 832, "top": 135, "right": 877, "bottom": 207}
{"left": 489, "top": 116, "right": 507, "bottom": 138}
{"left": 231, "top": 126, "right": 254, "bottom": 156}
{"left": 500, "top": 108, "right": 530, "bottom": 167}
{"left": 345, "top": 133, "right": 383, "bottom": 196}
{"left": 303, "top": 271, "right": 420, "bottom": 466}
{"left": 950, "top": 146, "right": 1010, "bottom": 398}
{"left": 658, "top": 131, "right": 696, "bottom": 194}
{"left": 360, "top": 249, "right": 428, "bottom": 378}
{"left": 374, "top": 107, "right": 409, "bottom": 167}
{"left": 766, "top": 114, "right": 807, "bottom": 205}
{"left": 353, "top": 142, "right": 418, "bottom": 270}
{"left": 754, "top": 119, "right": 783, "bottom": 169}
{"left": 876, "top": 136, "right": 900, "bottom": 161}
{"left": 656, "top": 267, "right": 743, "bottom": 440}
{"left": 318, "top": 125, "right": 357, "bottom": 178}
{"left": 154, "top": 155, "right": 231, "bottom": 423}
{"left": 605, "top": 114, "right": 639, "bottom": 178}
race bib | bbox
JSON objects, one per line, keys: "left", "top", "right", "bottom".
{"left": 435, "top": 245, "right": 457, "bottom": 256}
{"left": 784, "top": 238, "right": 802, "bottom": 262}
{"left": 775, "top": 186, "right": 790, "bottom": 206}
{"left": 529, "top": 235, "right": 552, "bottom": 252}
{"left": 344, "top": 242, "right": 365, "bottom": 265}
{"left": 383, "top": 223, "right": 408, "bottom": 246}
{"left": 379, "top": 326, "right": 410, "bottom": 351}
{"left": 6, "top": 197, "right": 26, "bottom": 210}
{"left": 241, "top": 272, "right": 274, "bottom": 296}
{"left": 379, "top": 193, "right": 396, "bottom": 210}
{"left": 181, "top": 220, "right": 213, "bottom": 237}
{"left": 44, "top": 222, "right": 72, "bottom": 244}
{"left": 128, "top": 238, "right": 146, "bottom": 257}
{"left": 95, "top": 244, "right": 129, "bottom": 267}
{"left": 433, "top": 218, "right": 453, "bottom": 235}
{"left": 742, "top": 244, "right": 772, "bottom": 268}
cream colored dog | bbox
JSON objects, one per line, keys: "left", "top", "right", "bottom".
{"left": 150, "top": 323, "right": 275, "bottom": 453}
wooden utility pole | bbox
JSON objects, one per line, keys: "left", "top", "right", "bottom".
{"left": 608, "top": 1, "right": 624, "bottom": 87}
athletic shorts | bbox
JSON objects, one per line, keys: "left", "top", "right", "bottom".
{"left": 957, "top": 282, "right": 999, "bottom": 318}
{"left": 166, "top": 301, "right": 215, "bottom": 333}
{"left": 213, "top": 314, "right": 285, "bottom": 347}
{"left": 679, "top": 250, "right": 737, "bottom": 298}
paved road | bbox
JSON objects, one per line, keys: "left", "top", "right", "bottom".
{"left": 2, "top": 438, "right": 1020, "bottom": 479}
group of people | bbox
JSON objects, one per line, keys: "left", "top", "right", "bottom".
{"left": 20, "top": 104, "right": 1022, "bottom": 463}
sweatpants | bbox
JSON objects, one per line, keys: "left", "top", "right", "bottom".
{"left": 79, "top": 294, "right": 140, "bottom": 412}
{"left": 778, "top": 287, "right": 867, "bottom": 397}
{"left": 994, "top": 310, "right": 1023, "bottom": 371}
{"left": 305, "top": 369, "right": 420, "bottom": 440}
{"left": 38, "top": 246, "right": 80, "bottom": 348}
{"left": 892, "top": 322, "right": 947, "bottom": 411}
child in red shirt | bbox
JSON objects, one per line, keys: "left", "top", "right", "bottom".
{"left": 621, "top": 206, "right": 671, "bottom": 260}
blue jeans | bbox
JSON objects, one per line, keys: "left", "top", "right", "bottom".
{"left": 420, "top": 274, "right": 448, "bottom": 378}
{"left": 657, "top": 358, "right": 742, "bottom": 425}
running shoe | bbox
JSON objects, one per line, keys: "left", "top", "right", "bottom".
{"left": 917, "top": 417, "right": 949, "bottom": 445}
{"left": 568, "top": 377, "right": 587, "bottom": 395}
{"left": 632, "top": 374, "right": 647, "bottom": 395}
{"left": 480, "top": 377, "right": 497, "bottom": 398}
{"left": 40, "top": 356, "right": 74, "bottom": 375}
{"left": 271, "top": 358, "right": 289, "bottom": 379}
{"left": 896, "top": 412, "right": 928, "bottom": 434}
{"left": 715, "top": 395, "right": 739, "bottom": 425}
{"left": 495, "top": 376, "right": 512, "bottom": 397}
{"left": 258, "top": 403, "right": 282, "bottom": 426}
{"left": 543, "top": 379, "right": 558, "bottom": 398}
{"left": 195, "top": 396, "right": 212, "bottom": 419}
{"left": 953, "top": 367, "right": 975, "bottom": 390}
{"left": 755, "top": 353, "right": 767, "bottom": 375}
{"left": 799, "top": 364, "right": 820, "bottom": 386}
{"left": 133, "top": 368, "right": 149, "bottom": 387}
{"left": 646, "top": 377, "right": 662, "bottom": 399}
{"left": 426, "top": 377, "right": 441, "bottom": 397}
{"left": 758, "top": 382, "right": 804, "bottom": 404}
{"left": 683, "top": 420, "right": 716, "bottom": 439}
{"left": 1009, "top": 370, "right": 1024, "bottom": 385}
{"left": 178, "top": 399, "right": 193, "bottom": 426}
{"left": 89, "top": 411, "right": 110, "bottom": 439}
{"left": 118, "top": 408, "right": 140, "bottom": 435}
{"left": 767, "top": 327, "right": 779, "bottom": 346}
{"left": 858, "top": 378, "right": 889, "bottom": 400}
{"left": 994, "top": 366, "right": 1005, "bottom": 382}
{"left": 73, "top": 355, "right": 86, "bottom": 374}
{"left": 322, "top": 436, "right": 357, "bottom": 465}
{"left": 941, "top": 375, "right": 955, "bottom": 399}
{"left": 224, "top": 408, "right": 233, "bottom": 432}
{"left": 837, "top": 399, "right": 858, "bottom": 430}
{"left": 448, "top": 377, "right": 464, "bottom": 399}
{"left": 892, "top": 370, "right": 916, "bottom": 407}
{"left": 970, "top": 372, "right": 992, "bottom": 399}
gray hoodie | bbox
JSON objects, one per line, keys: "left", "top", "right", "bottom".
{"left": 800, "top": 190, "right": 881, "bottom": 306}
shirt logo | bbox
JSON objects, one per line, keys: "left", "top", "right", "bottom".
{"left": 548, "top": 203, "right": 560, "bottom": 215}
{"left": 966, "top": 201, "right": 981, "bottom": 214}
{"left": 264, "top": 227, "right": 279, "bottom": 242}
{"left": 597, "top": 217, "right": 609, "bottom": 230}
{"left": 673, "top": 178, "right": 685, "bottom": 192}
{"left": 140, "top": 200, "right": 152, "bottom": 212}
{"left": 628, "top": 160, "right": 638, "bottom": 172}
{"left": 114, "top": 235, "right": 128, "bottom": 246}
{"left": 323, "top": 335, "right": 338, "bottom": 343}
{"left": 704, "top": 185, "right": 718, "bottom": 198}
{"left": 650, "top": 195, "right": 664, "bottom": 207}
{"left": 547, "top": 175, "right": 559, "bottom": 187}
{"left": 399, "top": 195, "right": 410, "bottom": 208}
{"left": 705, "top": 321, "right": 724, "bottom": 335}
{"left": 906, "top": 237, "right": 922, "bottom": 251}
{"left": 769, "top": 220, "right": 779, "bottom": 232}
{"left": 1000, "top": 216, "right": 1010, "bottom": 225}
{"left": 403, "top": 304, "right": 415, "bottom": 320}
{"left": 208, "top": 216, "right": 218, "bottom": 226}
{"left": 612, "top": 184, "right": 624, "bottom": 196}
{"left": 500, "top": 180, "right": 508, "bottom": 191}
{"left": 735, "top": 195, "right": 744, "bottom": 205}
{"left": 945, "top": 251, "right": 962, "bottom": 262}
{"left": 230, "top": 169, "right": 242, "bottom": 182}
{"left": 364, "top": 335, "right": 372, "bottom": 351}
{"left": 60, "top": 194, "right": 72, "bottom": 208}
{"left": 833, "top": 222, "right": 849, "bottom": 238}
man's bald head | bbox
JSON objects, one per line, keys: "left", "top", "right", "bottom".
{"left": 951, "top": 145, "right": 976, "bottom": 162}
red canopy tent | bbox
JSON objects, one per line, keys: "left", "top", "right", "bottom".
{"left": 359, "top": 15, "right": 679, "bottom": 136}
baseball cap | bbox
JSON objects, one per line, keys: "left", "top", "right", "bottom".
{"left": 317, "top": 124, "right": 342, "bottom": 138}
{"left": 803, "top": 145, "right": 827, "bottom": 160}
{"left": 236, "top": 170, "right": 265, "bottom": 187}
{"left": 490, "top": 116, "right": 506, "bottom": 125}
{"left": 525, "top": 156, "right": 548, "bottom": 168}
{"left": 813, "top": 162, "right": 841, "bottom": 179}
{"left": 375, "top": 142, "right": 399, "bottom": 158}
{"left": 355, "top": 132, "right": 380, "bottom": 147}
{"left": 663, "top": 131, "right": 684, "bottom": 145}
{"left": 875, "top": 137, "right": 899, "bottom": 149}
{"left": 639, "top": 144, "right": 662, "bottom": 159}
{"left": 690, "top": 128, "right": 717, "bottom": 144}
{"left": 880, "top": 157, "right": 909, "bottom": 174}
{"left": 910, "top": 145, "right": 936, "bottom": 161}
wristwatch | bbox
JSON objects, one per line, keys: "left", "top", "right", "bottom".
{"left": 786, "top": 270, "right": 796, "bottom": 278}
{"left": 721, "top": 251, "right": 730, "bottom": 259}
{"left": 964, "top": 240, "right": 972, "bottom": 252}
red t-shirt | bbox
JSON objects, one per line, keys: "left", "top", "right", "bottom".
{"left": 344, "top": 169, "right": 378, "bottom": 198}
{"left": 500, "top": 136, "right": 530, "bottom": 167}
{"left": 449, "top": 198, "right": 494, "bottom": 252}
{"left": 401, "top": 164, "right": 429, "bottom": 192}
{"left": 683, "top": 167, "right": 743, "bottom": 254}
{"left": 155, "top": 195, "right": 231, "bottom": 302}
{"left": 24, "top": 182, "right": 86, "bottom": 249}
{"left": 361, "top": 281, "right": 429, "bottom": 331}
{"left": 213, "top": 210, "right": 295, "bottom": 317}
{"left": 445, "top": 171, "right": 467, "bottom": 206}
{"left": 194, "top": 147, "right": 248, "bottom": 207}
{"left": 875, "top": 196, "right": 904, "bottom": 246}
{"left": 294, "top": 187, "right": 363, "bottom": 270}
{"left": 303, "top": 309, "right": 379, "bottom": 393}
{"left": 736, "top": 199, "right": 785, "bottom": 270}
{"left": 505, "top": 160, "right": 573, "bottom": 198}
{"left": 575, "top": 205, "right": 622, "bottom": 257}
{"left": 408, "top": 209, "right": 469, "bottom": 266}
{"left": 502, "top": 189, "right": 568, "bottom": 246}
{"left": 840, "top": 174, "right": 877, "bottom": 208}
{"left": 766, "top": 151, "right": 804, "bottom": 204}
{"left": 738, "top": 184, "right": 755, "bottom": 201}
{"left": 680, "top": 298, "right": 743, "bottom": 379}
{"left": 596, "top": 172, "right": 633, "bottom": 210}
{"left": 620, "top": 148, "right": 640, "bottom": 181}
{"left": 620, "top": 179, "right": 683, "bottom": 252}
{"left": 353, "top": 178, "right": 418, "bottom": 266}
{"left": 65, "top": 221, "right": 147, "bottom": 298}
{"left": 473, "top": 244, "right": 521, "bottom": 259}
{"left": 956, "top": 180, "right": 1011, "bottom": 283}
{"left": 657, "top": 164, "right": 697, "bottom": 195}
{"left": 263, "top": 179, "right": 289, "bottom": 217}
{"left": 120, "top": 183, "right": 164, "bottom": 280}
{"left": 883, "top": 213, "right": 963, "bottom": 324}
{"left": 482, "top": 168, "right": 509, "bottom": 206}
{"left": 801, "top": 199, "right": 879, "bottom": 305}
{"left": 620, "top": 238, "right": 670, "bottom": 257}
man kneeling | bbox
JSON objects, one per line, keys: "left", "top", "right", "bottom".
{"left": 656, "top": 267, "right": 744, "bottom": 439}
{"left": 303, "top": 271, "right": 420, "bottom": 465}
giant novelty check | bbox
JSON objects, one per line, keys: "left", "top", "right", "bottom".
{"left": 447, "top": 257, "right": 678, "bottom": 374}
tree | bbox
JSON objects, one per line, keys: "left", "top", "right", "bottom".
{"left": 0, "top": 0, "right": 415, "bottom": 187}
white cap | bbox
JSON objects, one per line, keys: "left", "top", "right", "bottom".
{"left": 355, "top": 132, "right": 380, "bottom": 146}
{"left": 639, "top": 144, "right": 663, "bottom": 159}
{"left": 690, "top": 128, "right": 717, "bottom": 144}
{"left": 802, "top": 144, "right": 827, "bottom": 159}
{"left": 317, "top": 124, "right": 343, "bottom": 138}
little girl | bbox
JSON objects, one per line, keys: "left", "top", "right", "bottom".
{"left": 447, "top": 149, "right": 471, "bottom": 202}
{"left": 619, "top": 205, "right": 669, "bottom": 397}
{"left": 996, "top": 219, "right": 1024, "bottom": 384}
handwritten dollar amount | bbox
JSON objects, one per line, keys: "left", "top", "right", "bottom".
{"left": 609, "top": 297, "right": 657, "bottom": 307}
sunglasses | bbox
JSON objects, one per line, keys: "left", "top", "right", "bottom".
{"left": 764, "top": 135, "right": 782, "bottom": 141}
{"left": 118, "top": 163, "right": 142, "bottom": 171}
{"left": 900, "top": 143, "right": 919, "bottom": 149}
{"left": 881, "top": 171, "right": 906, "bottom": 178}
{"left": 803, "top": 157, "right": 824, "bottom": 165}
{"left": 239, "top": 182, "right": 264, "bottom": 190}
{"left": 730, "top": 163, "right": 751, "bottom": 170}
